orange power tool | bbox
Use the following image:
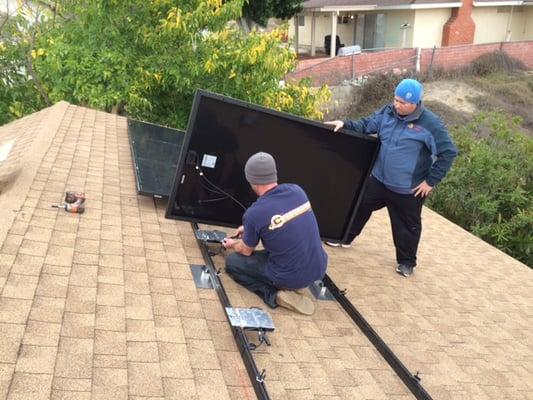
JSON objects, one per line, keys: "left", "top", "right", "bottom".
{"left": 52, "top": 191, "right": 86, "bottom": 214}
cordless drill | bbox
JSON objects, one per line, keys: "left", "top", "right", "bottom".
{"left": 52, "top": 191, "right": 86, "bottom": 214}
{"left": 64, "top": 191, "right": 85, "bottom": 204}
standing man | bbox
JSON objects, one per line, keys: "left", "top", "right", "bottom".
{"left": 222, "top": 152, "right": 327, "bottom": 315}
{"left": 325, "top": 78, "right": 457, "bottom": 277}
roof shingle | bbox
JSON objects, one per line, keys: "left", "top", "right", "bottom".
{"left": 0, "top": 102, "right": 532, "bottom": 399}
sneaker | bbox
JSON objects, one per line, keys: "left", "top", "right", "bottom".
{"left": 325, "top": 241, "right": 352, "bottom": 248}
{"left": 396, "top": 264, "right": 414, "bottom": 277}
{"left": 276, "top": 290, "right": 315, "bottom": 315}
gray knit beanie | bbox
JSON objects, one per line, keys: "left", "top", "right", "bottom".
{"left": 244, "top": 152, "right": 278, "bottom": 185}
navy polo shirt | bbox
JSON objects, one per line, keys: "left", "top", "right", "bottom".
{"left": 242, "top": 184, "right": 328, "bottom": 289}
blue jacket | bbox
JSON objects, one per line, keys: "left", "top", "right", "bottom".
{"left": 344, "top": 103, "right": 457, "bottom": 194}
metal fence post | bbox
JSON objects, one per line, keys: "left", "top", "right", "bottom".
{"left": 428, "top": 45, "right": 436, "bottom": 79}
{"left": 351, "top": 52, "right": 356, "bottom": 81}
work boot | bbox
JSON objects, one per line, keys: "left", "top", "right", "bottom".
{"left": 276, "top": 290, "right": 315, "bottom": 315}
{"left": 294, "top": 287, "right": 307, "bottom": 295}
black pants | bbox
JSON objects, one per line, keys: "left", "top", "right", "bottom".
{"left": 347, "top": 176, "right": 425, "bottom": 267}
{"left": 225, "top": 250, "right": 279, "bottom": 309}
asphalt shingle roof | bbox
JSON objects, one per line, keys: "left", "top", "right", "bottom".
{"left": 0, "top": 102, "right": 532, "bottom": 399}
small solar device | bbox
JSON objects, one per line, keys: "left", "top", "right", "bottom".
{"left": 194, "top": 229, "right": 227, "bottom": 243}
{"left": 225, "top": 307, "right": 275, "bottom": 332}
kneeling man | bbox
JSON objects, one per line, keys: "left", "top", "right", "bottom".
{"left": 223, "top": 152, "right": 328, "bottom": 315}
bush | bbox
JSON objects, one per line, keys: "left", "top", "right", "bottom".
{"left": 347, "top": 72, "right": 418, "bottom": 118}
{"left": 470, "top": 51, "right": 527, "bottom": 76}
{"left": 424, "top": 51, "right": 527, "bottom": 82}
{"left": 423, "top": 100, "right": 470, "bottom": 129}
{"left": 466, "top": 73, "right": 533, "bottom": 134}
{"left": 428, "top": 112, "right": 533, "bottom": 267}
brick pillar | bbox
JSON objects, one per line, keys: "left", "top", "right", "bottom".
{"left": 442, "top": 0, "right": 476, "bottom": 46}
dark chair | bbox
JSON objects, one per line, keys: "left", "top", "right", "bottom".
{"left": 324, "top": 35, "right": 344, "bottom": 56}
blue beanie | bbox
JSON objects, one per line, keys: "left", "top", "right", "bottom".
{"left": 395, "top": 79, "right": 423, "bottom": 104}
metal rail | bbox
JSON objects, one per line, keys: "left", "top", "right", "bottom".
{"left": 191, "top": 223, "right": 271, "bottom": 400}
{"left": 190, "top": 221, "right": 432, "bottom": 400}
{"left": 322, "top": 274, "right": 433, "bottom": 400}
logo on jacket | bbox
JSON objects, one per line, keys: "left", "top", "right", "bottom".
{"left": 408, "top": 123, "right": 422, "bottom": 132}
{"left": 269, "top": 201, "right": 311, "bottom": 230}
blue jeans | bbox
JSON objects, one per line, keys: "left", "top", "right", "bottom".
{"left": 225, "top": 250, "right": 278, "bottom": 309}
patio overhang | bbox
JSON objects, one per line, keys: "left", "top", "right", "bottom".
{"left": 306, "top": 2, "right": 461, "bottom": 11}
{"left": 472, "top": 0, "right": 527, "bottom": 5}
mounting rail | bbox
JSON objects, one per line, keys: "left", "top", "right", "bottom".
{"left": 322, "top": 274, "right": 433, "bottom": 400}
{"left": 189, "top": 220, "right": 432, "bottom": 400}
{"left": 191, "top": 223, "right": 271, "bottom": 400}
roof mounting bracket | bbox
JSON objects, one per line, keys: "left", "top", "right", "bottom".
{"left": 309, "top": 279, "right": 335, "bottom": 300}
{"left": 247, "top": 328, "right": 272, "bottom": 351}
{"left": 190, "top": 264, "right": 214, "bottom": 289}
{"left": 256, "top": 369, "right": 267, "bottom": 383}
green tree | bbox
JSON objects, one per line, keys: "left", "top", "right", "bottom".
{"left": 0, "top": 1, "right": 51, "bottom": 125}
{"left": 1, "top": 0, "right": 329, "bottom": 129}
{"left": 242, "top": 0, "right": 303, "bottom": 28}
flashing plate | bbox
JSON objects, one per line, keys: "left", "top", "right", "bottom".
{"left": 309, "top": 280, "right": 335, "bottom": 301}
{"left": 225, "top": 307, "right": 275, "bottom": 331}
{"left": 190, "top": 264, "right": 214, "bottom": 289}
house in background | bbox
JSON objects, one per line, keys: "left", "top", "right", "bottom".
{"left": 290, "top": 0, "right": 533, "bottom": 57}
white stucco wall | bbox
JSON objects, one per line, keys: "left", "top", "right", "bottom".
{"left": 412, "top": 9, "right": 451, "bottom": 47}
{"left": 384, "top": 11, "right": 415, "bottom": 48}
{"left": 473, "top": 6, "right": 531, "bottom": 43}
{"left": 510, "top": 7, "right": 530, "bottom": 40}
{"left": 525, "top": 8, "right": 533, "bottom": 38}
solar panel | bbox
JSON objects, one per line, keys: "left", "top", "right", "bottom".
{"left": 165, "top": 90, "right": 380, "bottom": 242}
{"left": 127, "top": 119, "right": 184, "bottom": 198}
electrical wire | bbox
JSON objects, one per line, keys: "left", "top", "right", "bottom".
{"left": 198, "top": 197, "right": 229, "bottom": 204}
{"left": 195, "top": 164, "right": 247, "bottom": 211}
{"left": 199, "top": 180, "right": 227, "bottom": 196}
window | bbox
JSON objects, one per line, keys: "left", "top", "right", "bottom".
{"left": 298, "top": 15, "right": 305, "bottom": 27}
{"left": 363, "top": 14, "right": 386, "bottom": 50}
